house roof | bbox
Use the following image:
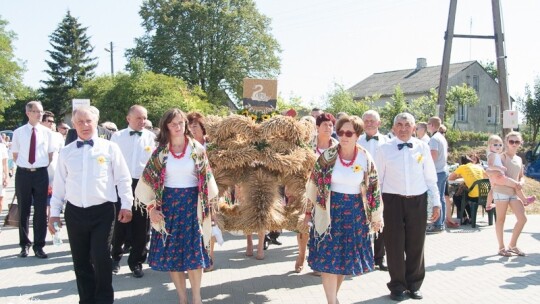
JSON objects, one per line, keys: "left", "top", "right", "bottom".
{"left": 349, "top": 61, "right": 476, "bottom": 99}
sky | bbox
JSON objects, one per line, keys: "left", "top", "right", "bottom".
{"left": 2, "top": 0, "right": 540, "bottom": 108}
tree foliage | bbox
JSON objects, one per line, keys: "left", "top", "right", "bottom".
{"left": 480, "top": 60, "right": 498, "bottom": 81}
{"left": 380, "top": 85, "right": 407, "bottom": 130}
{"left": 518, "top": 82, "right": 540, "bottom": 142}
{"left": 78, "top": 62, "right": 214, "bottom": 128}
{"left": 127, "top": 0, "right": 281, "bottom": 106}
{"left": 0, "top": 16, "right": 27, "bottom": 123}
{"left": 324, "top": 83, "right": 373, "bottom": 118}
{"left": 445, "top": 83, "right": 479, "bottom": 121}
{"left": 408, "top": 89, "right": 438, "bottom": 124}
{"left": 41, "top": 11, "right": 97, "bottom": 119}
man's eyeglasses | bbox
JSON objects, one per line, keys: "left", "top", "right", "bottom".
{"left": 44, "top": 119, "right": 54, "bottom": 123}
{"left": 508, "top": 140, "right": 521, "bottom": 145}
{"left": 337, "top": 130, "right": 355, "bottom": 137}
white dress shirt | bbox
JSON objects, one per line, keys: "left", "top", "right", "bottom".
{"left": 111, "top": 127, "right": 156, "bottom": 179}
{"left": 357, "top": 131, "right": 388, "bottom": 169}
{"left": 375, "top": 137, "right": 441, "bottom": 206}
{"left": 50, "top": 135, "right": 134, "bottom": 217}
{"left": 11, "top": 123, "right": 55, "bottom": 168}
{"left": 48, "top": 131, "right": 65, "bottom": 183}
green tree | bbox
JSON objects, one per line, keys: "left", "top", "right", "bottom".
{"left": 380, "top": 85, "right": 408, "bottom": 130}
{"left": 0, "top": 87, "right": 39, "bottom": 130}
{"left": 519, "top": 82, "right": 540, "bottom": 142}
{"left": 480, "top": 60, "right": 498, "bottom": 81}
{"left": 78, "top": 64, "right": 214, "bottom": 127}
{"left": 324, "top": 83, "right": 373, "bottom": 117}
{"left": 127, "top": 0, "right": 281, "bottom": 106}
{"left": 41, "top": 11, "right": 97, "bottom": 119}
{"left": 0, "top": 16, "right": 27, "bottom": 123}
{"left": 445, "top": 83, "right": 479, "bottom": 123}
{"left": 408, "top": 89, "right": 438, "bottom": 123}
{"left": 276, "top": 94, "right": 310, "bottom": 117}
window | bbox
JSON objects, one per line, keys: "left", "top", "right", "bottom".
{"left": 457, "top": 104, "right": 468, "bottom": 122}
{"left": 487, "top": 105, "right": 493, "bottom": 123}
{"left": 473, "top": 75, "right": 479, "bottom": 93}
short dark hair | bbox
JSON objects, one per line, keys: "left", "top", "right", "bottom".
{"left": 316, "top": 113, "right": 336, "bottom": 126}
{"left": 336, "top": 115, "right": 364, "bottom": 137}
{"left": 187, "top": 112, "right": 207, "bottom": 136}
{"left": 460, "top": 155, "right": 472, "bottom": 165}
{"left": 42, "top": 111, "right": 55, "bottom": 122}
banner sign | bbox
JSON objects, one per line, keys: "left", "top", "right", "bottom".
{"left": 242, "top": 78, "right": 277, "bottom": 112}
{"left": 503, "top": 110, "right": 518, "bottom": 129}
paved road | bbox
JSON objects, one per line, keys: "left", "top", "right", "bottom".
{"left": 1, "top": 179, "right": 539, "bottom": 303}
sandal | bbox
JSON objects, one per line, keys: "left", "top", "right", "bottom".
{"left": 498, "top": 248, "right": 512, "bottom": 257}
{"left": 508, "top": 247, "right": 526, "bottom": 256}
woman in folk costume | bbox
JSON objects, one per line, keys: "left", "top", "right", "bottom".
{"left": 135, "top": 108, "right": 218, "bottom": 304}
{"left": 304, "top": 115, "right": 383, "bottom": 304}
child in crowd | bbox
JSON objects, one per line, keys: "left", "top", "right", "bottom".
{"left": 485, "top": 135, "right": 535, "bottom": 209}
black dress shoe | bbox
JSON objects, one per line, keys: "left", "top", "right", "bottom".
{"left": 409, "top": 290, "right": 423, "bottom": 300}
{"left": 263, "top": 235, "right": 271, "bottom": 250}
{"left": 132, "top": 267, "right": 144, "bottom": 278}
{"left": 390, "top": 291, "right": 406, "bottom": 301}
{"left": 18, "top": 247, "right": 29, "bottom": 258}
{"left": 34, "top": 249, "right": 48, "bottom": 259}
{"left": 376, "top": 260, "right": 388, "bottom": 271}
{"left": 112, "top": 260, "right": 120, "bottom": 274}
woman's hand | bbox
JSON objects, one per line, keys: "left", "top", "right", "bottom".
{"left": 149, "top": 208, "right": 164, "bottom": 224}
{"left": 303, "top": 213, "right": 312, "bottom": 227}
{"left": 371, "top": 221, "right": 382, "bottom": 232}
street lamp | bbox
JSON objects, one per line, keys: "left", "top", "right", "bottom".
{"left": 104, "top": 41, "right": 114, "bottom": 76}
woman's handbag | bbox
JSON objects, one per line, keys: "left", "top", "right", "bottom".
{"left": 3, "top": 194, "right": 19, "bottom": 227}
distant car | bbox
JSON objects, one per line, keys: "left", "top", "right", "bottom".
{"left": 525, "top": 142, "right": 540, "bottom": 181}
{"left": 0, "top": 130, "right": 14, "bottom": 141}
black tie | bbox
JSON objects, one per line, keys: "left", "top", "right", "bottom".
{"left": 130, "top": 130, "right": 142, "bottom": 136}
{"left": 397, "top": 142, "right": 413, "bottom": 150}
{"left": 77, "top": 139, "right": 94, "bottom": 148}
{"left": 366, "top": 135, "right": 379, "bottom": 141}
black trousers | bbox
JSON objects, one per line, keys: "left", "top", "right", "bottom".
{"left": 15, "top": 167, "right": 49, "bottom": 251}
{"left": 383, "top": 193, "right": 427, "bottom": 293}
{"left": 65, "top": 202, "right": 116, "bottom": 304}
{"left": 111, "top": 179, "right": 149, "bottom": 270}
{"left": 373, "top": 231, "right": 386, "bottom": 263}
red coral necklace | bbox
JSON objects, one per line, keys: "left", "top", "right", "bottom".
{"left": 169, "top": 136, "right": 188, "bottom": 159}
{"left": 338, "top": 145, "right": 357, "bottom": 167}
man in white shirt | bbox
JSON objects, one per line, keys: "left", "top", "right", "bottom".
{"left": 357, "top": 110, "right": 388, "bottom": 271}
{"left": 48, "top": 106, "right": 133, "bottom": 304}
{"left": 376, "top": 113, "right": 441, "bottom": 301}
{"left": 415, "top": 122, "right": 430, "bottom": 143}
{"left": 427, "top": 117, "right": 449, "bottom": 232}
{"left": 41, "top": 111, "right": 65, "bottom": 216}
{"left": 111, "top": 105, "right": 156, "bottom": 278}
{"left": 11, "top": 101, "right": 54, "bottom": 259}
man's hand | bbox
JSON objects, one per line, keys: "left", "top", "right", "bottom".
{"left": 48, "top": 216, "right": 62, "bottom": 235}
{"left": 118, "top": 209, "right": 133, "bottom": 223}
{"left": 430, "top": 206, "right": 441, "bottom": 223}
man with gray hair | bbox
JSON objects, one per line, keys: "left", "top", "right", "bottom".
{"left": 11, "top": 101, "right": 55, "bottom": 259}
{"left": 357, "top": 109, "right": 388, "bottom": 271}
{"left": 65, "top": 106, "right": 112, "bottom": 145}
{"left": 375, "top": 113, "right": 441, "bottom": 301}
{"left": 49, "top": 105, "right": 133, "bottom": 303}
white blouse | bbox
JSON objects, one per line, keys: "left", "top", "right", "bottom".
{"left": 164, "top": 145, "right": 198, "bottom": 188}
{"left": 330, "top": 151, "right": 368, "bottom": 195}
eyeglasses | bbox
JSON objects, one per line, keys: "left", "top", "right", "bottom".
{"left": 30, "top": 110, "right": 44, "bottom": 114}
{"left": 44, "top": 120, "right": 54, "bottom": 123}
{"left": 508, "top": 140, "right": 521, "bottom": 145}
{"left": 492, "top": 143, "right": 503, "bottom": 147}
{"left": 168, "top": 121, "right": 185, "bottom": 128}
{"left": 337, "top": 130, "right": 355, "bottom": 137}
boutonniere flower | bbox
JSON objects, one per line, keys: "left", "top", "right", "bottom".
{"left": 413, "top": 152, "right": 423, "bottom": 164}
{"left": 353, "top": 164, "right": 362, "bottom": 173}
{"left": 97, "top": 155, "right": 107, "bottom": 165}
{"left": 144, "top": 146, "right": 152, "bottom": 153}
{"left": 250, "top": 114, "right": 258, "bottom": 121}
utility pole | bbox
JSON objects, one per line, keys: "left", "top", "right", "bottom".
{"left": 104, "top": 41, "right": 114, "bottom": 76}
{"left": 437, "top": 0, "right": 510, "bottom": 135}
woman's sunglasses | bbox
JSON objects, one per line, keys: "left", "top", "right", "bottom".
{"left": 337, "top": 130, "right": 355, "bottom": 137}
{"left": 508, "top": 139, "right": 521, "bottom": 145}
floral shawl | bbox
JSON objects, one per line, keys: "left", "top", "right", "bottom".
{"left": 305, "top": 144, "right": 383, "bottom": 244}
{"left": 134, "top": 137, "right": 219, "bottom": 249}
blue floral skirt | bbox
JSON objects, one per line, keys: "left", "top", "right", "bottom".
{"left": 148, "top": 187, "right": 211, "bottom": 272}
{"left": 308, "top": 192, "right": 374, "bottom": 275}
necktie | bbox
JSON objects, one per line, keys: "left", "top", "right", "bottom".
{"left": 397, "top": 142, "right": 413, "bottom": 150}
{"left": 366, "top": 135, "right": 379, "bottom": 141}
{"left": 29, "top": 127, "right": 36, "bottom": 164}
{"left": 130, "top": 130, "right": 142, "bottom": 136}
{"left": 77, "top": 139, "right": 94, "bottom": 148}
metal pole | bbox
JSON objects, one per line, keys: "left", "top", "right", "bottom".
{"left": 437, "top": 0, "right": 458, "bottom": 122}
{"left": 109, "top": 42, "right": 114, "bottom": 76}
{"left": 491, "top": 0, "right": 511, "bottom": 135}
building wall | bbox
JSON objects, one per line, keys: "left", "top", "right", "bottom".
{"left": 448, "top": 62, "right": 502, "bottom": 134}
